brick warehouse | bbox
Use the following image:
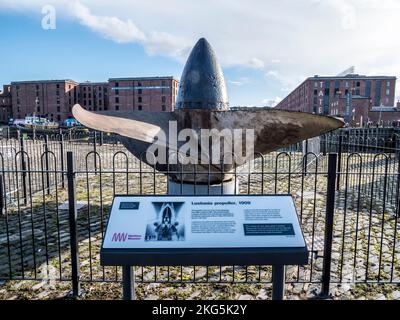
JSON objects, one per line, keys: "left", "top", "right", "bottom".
{"left": 1, "top": 76, "right": 179, "bottom": 124}
{"left": 0, "top": 85, "right": 12, "bottom": 124}
{"left": 108, "top": 77, "right": 179, "bottom": 112}
{"left": 275, "top": 73, "right": 400, "bottom": 126}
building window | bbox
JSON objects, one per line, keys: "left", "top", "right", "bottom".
{"left": 138, "top": 89, "right": 142, "bottom": 94}
{"left": 115, "top": 105, "right": 119, "bottom": 110}
{"left": 57, "top": 106, "right": 60, "bottom": 112}
{"left": 83, "top": 100, "right": 87, "bottom": 106}
{"left": 387, "top": 81, "right": 391, "bottom": 87}
{"left": 36, "top": 85, "right": 39, "bottom": 90}
{"left": 138, "top": 97, "right": 142, "bottom": 103}
{"left": 115, "top": 97, "right": 119, "bottom": 103}
{"left": 99, "top": 100, "right": 102, "bottom": 105}
{"left": 356, "top": 81, "right": 360, "bottom": 87}
{"left": 115, "top": 89, "right": 119, "bottom": 95}
{"left": 314, "top": 89, "right": 317, "bottom": 95}
{"left": 138, "top": 82, "right": 142, "bottom": 86}
{"left": 386, "top": 89, "right": 390, "bottom": 95}
{"left": 162, "top": 96, "right": 166, "bottom": 103}
{"left": 115, "top": 82, "right": 119, "bottom": 87}
{"left": 138, "top": 105, "right": 142, "bottom": 110}
{"left": 162, "top": 105, "right": 166, "bottom": 111}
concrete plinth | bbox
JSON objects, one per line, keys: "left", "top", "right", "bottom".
{"left": 168, "top": 179, "right": 237, "bottom": 195}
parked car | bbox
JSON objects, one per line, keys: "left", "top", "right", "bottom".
{"left": 63, "top": 118, "right": 81, "bottom": 127}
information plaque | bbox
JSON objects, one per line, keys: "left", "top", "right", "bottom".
{"left": 100, "top": 194, "right": 308, "bottom": 267}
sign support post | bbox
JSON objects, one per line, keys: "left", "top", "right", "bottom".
{"left": 122, "top": 266, "right": 134, "bottom": 300}
{"left": 272, "top": 264, "right": 285, "bottom": 300}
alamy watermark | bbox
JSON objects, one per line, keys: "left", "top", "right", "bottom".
{"left": 143, "top": 121, "right": 255, "bottom": 166}
{"left": 41, "top": 5, "right": 56, "bottom": 30}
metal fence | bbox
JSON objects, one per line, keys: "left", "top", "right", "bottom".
{"left": 0, "top": 128, "right": 399, "bottom": 298}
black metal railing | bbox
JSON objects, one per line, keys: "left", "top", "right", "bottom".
{"left": 0, "top": 127, "right": 399, "bottom": 298}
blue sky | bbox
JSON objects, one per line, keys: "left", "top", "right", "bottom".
{"left": 1, "top": 0, "right": 400, "bottom": 106}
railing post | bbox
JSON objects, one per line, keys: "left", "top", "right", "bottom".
{"left": 321, "top": 135, "right": 327, "bottom": 156}
{"left": 321, "top": 153, "right": 337, "bottom": 298}
{"left": 0, "top": 174, "right": 4, "bottom": 215}
{"left": 336, "top": 135, "right": 342, "bottom": 190}
{"left": 67, "top": 151, "right": 81, "bottom": 297}
{"left": 93, "top": 131, "right": 98, "bottom": 173}
{"left": 303, "top": 139, "right": 309, "bottom": 175}
{"left": 19, "top": 135, "right": 27, "bottom": 205}
{"left": 6, "top": 126, "right": 10, "bottom": 140}
{"left": 60, "top": 134, "right": 65, "bottom": 188}
{"left": 99, "top": 131, "right": 104, "bottom": 146}
{"left": 44, "top": 135, "right": 50, "bottom": 195}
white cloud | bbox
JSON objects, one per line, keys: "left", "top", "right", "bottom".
{"left": 71, "top": 1, "right": 145, "bottom": 43}
{"left": 246, "top": 58, "right": 265, "bottom": 69}
{"left": 262, "top": 97, "right": 282, "bottom": 107}
{"left": 68, "top": 1, "right": 191, "bottom": 60}
{"left": 228, "top": 77, "right": 250, "bottom": 86}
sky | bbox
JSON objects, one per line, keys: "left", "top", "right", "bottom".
{"left": 0, "top": 0, "right": 400, "bottom": 107}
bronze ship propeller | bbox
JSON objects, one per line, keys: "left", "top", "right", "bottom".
{"left": 73, "top": 38, "right": 344, "bottom": 184}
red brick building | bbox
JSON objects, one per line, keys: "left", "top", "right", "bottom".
{"left": 10, "top": 80, "right": 79, "bottom": 122}
{"left": 0, "top": 85, "right": 12, "bottom": 124}
{"left": 78, "top": 82, "right": 109, "bottom": 112}
{"left": 108, "top": 77, "right": 179, "bottom": 112}
{"left": 5, "top": 76, "right": 178, "bottom": 124}
{"left": 275, "top": 74, "right": 398, "bottom": 126}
